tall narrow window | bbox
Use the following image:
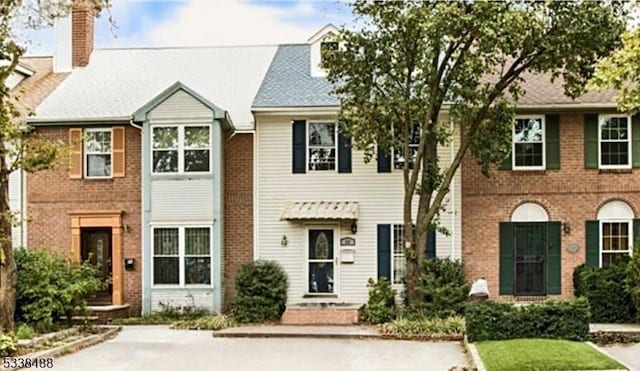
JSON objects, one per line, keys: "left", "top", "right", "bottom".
{"left": 513, "top": 117, "right": 544, "bottom": 169}
{"left": 185, "top": 228, "right": 211, "bottom": 285}
{"left": 599, "top": 115, "right": 631, "bottom": 168}
{"left": 308, "top": 122, "right": 336, "bottom": 171}
{"left": 84, "top": 128, "right": 112, "bottom": 178}
{"left": 153, "top": 228, "right": 179, "bottom": 284}
{"left": 601, "top": 222, "right": 631, "bottom": 266}
{"left": 392, "top": 225, "right": 405, "bottom": 284}
{"left": 394, "top": 124, "right": 420, "bottom": 170}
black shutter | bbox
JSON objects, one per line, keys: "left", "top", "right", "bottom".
{"left": 338, "top": 131, "right": 352, "bottom": 173}
{"left": 547, "top": 222, "right": 561, "bottom": 295}
{"left": 377, "top": 145, "right": 391, "bottom": 173}
{"left": 585, "top": 220, "right": 599, "bottom": 267}
{"left": 632, "top": 115, "right": 640, "bottom": 168}
{"left": 292, "top": 120, "right": 306, "bottom": 173}
{"left": 634, "top": 219, "right": 640, "bottom": 250}
{"left": 425, "top": 229, "right": 436, "bottom": 259}
{"left": 584, "top": 114, "right": 599, "bottom": 169}
{"left": 377, "top": 224, "right": 391, "bottom": 279}
{"left": 545, "top": 114, "right": 560, "bottom": 169}
{"left": 499, "top": 222, "right": 514, "bottom": 295}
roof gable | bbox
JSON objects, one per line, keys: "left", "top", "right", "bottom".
{"left": 133, "top": 81, "right": 226, "bottom": 121}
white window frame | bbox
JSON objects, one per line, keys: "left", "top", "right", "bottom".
{"left": 393, "top": 124, "right": 421, "bottom": 171}
{"left": 151, "top": 225, "right": 214, "bottom": 288}
{"left": 84, "top": 128, "right": 113, "bottom": 179}
{"left": 391, "top": 224, "right": 406, "bottom": 285}
{"left": 151, "top": 124, "right": 212, "bottom": 175}
{"left": 319, "top": 40, "right": 339, "bottom": 68}
{"left": 512, "top": 115, "right": 546, "bottom": 171}
{"left": 599, "top": 220, "right": 633, "bottom": 267}
{"left": 306, "top": 121, "right": 338, "bottom": 172}
{"left": 598, "top": 114, "right": 632, "bottom": 170}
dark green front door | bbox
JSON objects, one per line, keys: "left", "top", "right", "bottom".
{"left": 514, "top": 223, "right": 546, "bottom": 296}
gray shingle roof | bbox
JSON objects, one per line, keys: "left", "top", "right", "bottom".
{"left": 252, "top": 45, "right": 339, "bottom": 107}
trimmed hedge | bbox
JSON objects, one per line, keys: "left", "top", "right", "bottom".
{"left": 466, "top": 298, "right": 591, "bottom": 342}
{"left": 573, "top": 263, "right": 636, "bottom": 323}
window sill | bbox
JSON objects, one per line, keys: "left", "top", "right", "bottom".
{"left": 302, "top": 294, "right": 338, "bottom": 299}
{"left": 598, "top": 168, "right": 632, "bottom": 174}
{"left": 510, "top": 169, "right": 547, "bottom": 175}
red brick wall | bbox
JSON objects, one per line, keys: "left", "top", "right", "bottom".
{"left": 222, "top": 133, "right": 254, "bottom": 311}
{"left": 71, "top": 5, "right": 94, "bottom": 68}
{"left": 462, "top": 112, "right": 640, "bottom": 299}
{"left": 27, "top": 125, "right": 142, "bottom": 314}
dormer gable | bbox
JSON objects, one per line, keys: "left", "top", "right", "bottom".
{"left": 308, "top": 23, "right": 339, "bottom": 78}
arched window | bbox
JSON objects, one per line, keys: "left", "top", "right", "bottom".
{"left": 597, "top": 200, "right": 634, "bottom": 267}
{"left": 511, "top": 203, "right": 549, "bottom": 222}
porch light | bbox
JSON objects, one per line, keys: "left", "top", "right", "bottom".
{"left": 563, "top": 222, "right": 571, "bottom": 235}
{"left": 351, "top": 220, "right": 358, "bottom": 234}
{"left": 281, "top": 235, "right": 288, "bottom": 247}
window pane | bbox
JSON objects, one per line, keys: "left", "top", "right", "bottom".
{"left": 87, "top": 155, "right": 111, "bottom": 177}
{"left": 601, "top": 142, "right": 629, "bottom": 165}
{"left": 153, "top": 127, "right": 178, "bottom": 149}
{"left": 185, "top": 126, "right": 210, "bottom": 149}
{"left": 393, "top": 255, "right": 405, "bottom": 284}
{"left": 514, "top": 118, "right": 542, "bottom": 142}
{"left": 185, "top": 228, "right": 210, "bottom": 255}
{"left": 184, "top": 150, "right": 210, "bottom": 172}
{"left": 308, "top": 230, "right": 333, "bottom": 260}
{"left": 602, "top": 253, "right": 630, "bottom": 267}
{"left": 309, "top": 262, "right": 333, "bottom": 293}
{"left": 185, "top": 257, "right": 211, "bottom": 285}
{"left": 514, "top": 143, "right": 543, "bottom": 167}
{"left": 154, "top": 228, "right": 178, "bottom": 255}
{"left": 85, "top": 131, "right": 111, "bottom": 153}
{"left": 308, "top": 148, "right": 336, "bottom": 171}
{"left": 308, "top": 123, "right": 335, "bottom": 146}
{"left": 153, "top": 150, "right": 178, "bottom": 172}
{"left": 153, "top": 257, "right": 179, "bottom": 284}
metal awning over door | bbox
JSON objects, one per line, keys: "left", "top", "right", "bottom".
{"left": 280, "top": 201, "right": 359, "bottom": 221}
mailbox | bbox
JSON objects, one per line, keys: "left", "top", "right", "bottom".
{"left": 124, "top": 258, "right": 135, "bottom": 271}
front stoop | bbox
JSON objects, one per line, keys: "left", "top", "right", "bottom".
{"left": 281, "top": 303, "right": 360, "bottom": 325}
{"left": 80, "top": 304, "right": 131, "bottom": 324}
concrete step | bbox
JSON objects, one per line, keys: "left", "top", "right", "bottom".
{"left": 281, "top": 303, "right": 360, "bottom": 325}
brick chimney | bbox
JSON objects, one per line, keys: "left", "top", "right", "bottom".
{"left": 71, "top": 2, "right": 95, "bottom": 68}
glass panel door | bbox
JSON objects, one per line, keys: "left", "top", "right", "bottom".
{"left": 514, "top": 223, "right": 546, "bottom": 296}
{"left": 308, "top": 229, "right": 334, "bottom": 294}
{"left": 81, "top": 228, "right": 112, "bottom": 304}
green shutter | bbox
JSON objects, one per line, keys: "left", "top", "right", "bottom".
{"left": 377, "top": 224, "right": 391, "bottom": 279}
{"left": 634, "top": 219, "right": 640, "bottom": 248}
{"left": 377, "top": 145, "right": 391, "bottom": 173}
{"left": 547, "top": 222, "right": 562, "bottom": 295}
{"left": 546, "top": 114, "right": 560, "bottom": 169}
{"left": 425, "top": 229, "right": 436, "bottom": 259}
{"left": 584, "top": 114, "right": 599, "bottom": 169}
{"left": 337, "top": 131, "right": 352, "bottom": 173}
{"left": 632, "top": 115, "right": 640, "bottom": 168}
{"left": 499, "top": 222, "right": 514, "bottom": 295}
{"left": 498, "top": 149, "right": 512, "bottom": 170}
{"left": 585, "top": 220, "right": 600, "bottom": 267}
{"left": 292, "top": 120, "right": 306, "bottom": 173}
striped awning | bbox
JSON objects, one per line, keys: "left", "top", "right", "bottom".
{"left": 280, "top": 201, "right": 359, "bottom": 220}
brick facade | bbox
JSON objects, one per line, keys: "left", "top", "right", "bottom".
{"left": 28, "top": 125, "right": 142, "bottom": 314}
{"left": 462, "top": 112, "right": 640, "bottom": 299}
{"left": 222, "top": 133, "right": 254, "bottom": 311}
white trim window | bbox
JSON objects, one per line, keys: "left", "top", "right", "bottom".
{"left": 84, "top": 128, "right": 112, "bottom": 178}
{"left": 320, "top": 40, "right": 338, "bottom": 68}
{"left": 152, "top": 226, "right": 212, "bottom": 286}
{"left": 307, "top": 122, "right": 336, "bottom": 171}
{"left": 392, "top": 224, "right": 406, "bottom": 285}
{"left": 152, "top": 124, "right": 211, "bottom": 174}
{"left": 513, "top": 116, "right": 545, "bottom": 170}
{"left": 600, "top": 221, "right": 632, "bottom": 267}
{"left": 394, "top": 124, "right": 420, "bottom": 170}
{"left": 599, "top": 115, "right": 631, "bottom": 169}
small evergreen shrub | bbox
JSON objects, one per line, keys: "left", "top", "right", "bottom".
{"left": 231, "top": 260, "right": 288, "bottom": 323}
{"left": 626, "top": 242, "right": 640, "bottom": 322}
{"left": 360, "top": 278, "right": 397, "bottom": 324}
{"left": 170, "top": 315, "right": 236, "bottom": 330}
{"left": 406, "top": 258, "right": 470, "bottom": 319}
{"left": 466, "top": 298, "right": 591, "bottom": 342}
{"left": 574, "top": 263, "right": 636, "bottom": 323}
{"left": 16, "top": 324, "right": 35, "bottom": 340}
{"left": 15, "top": 248, "right": 102, "bottom": 331}
{"left": 0, "top": 333, "right": 17, "bottom": 357}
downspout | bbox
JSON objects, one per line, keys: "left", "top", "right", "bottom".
{"left": 450, "top": 119, "right": 456, "bottom": 259}
{"left": 20, "top": 168, "right": 25, "bottom": 248}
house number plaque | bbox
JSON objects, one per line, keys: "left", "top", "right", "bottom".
{"left": 340, "top": 237, "right": 356, "bottom": 246}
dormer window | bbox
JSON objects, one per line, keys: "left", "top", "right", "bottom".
{"left": 320, "top": 41, "right": 339, "bottom": 67}
{"left": 308, "top": 23, "right": 340, "bottom": 77}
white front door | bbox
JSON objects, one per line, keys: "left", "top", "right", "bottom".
{"left": 307, "top": 228, "right": 336, "bottom": 294}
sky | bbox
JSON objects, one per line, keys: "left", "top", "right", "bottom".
{"left": 17, "top": 0, "right": 353, "bottom": 56}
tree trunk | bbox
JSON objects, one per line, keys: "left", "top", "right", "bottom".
{"left": 0, "top": 145, "right": 16, "bottom": 332}
{"left": 404, "top": 245, "right": 419, "bottom": 303}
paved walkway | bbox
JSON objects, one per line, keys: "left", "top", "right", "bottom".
{"left": 590, "top": 323, "right": 640, "bottom": 333}
{"left": 52, "top": 326, "right": 468, "bottom": 371}
{"left": 213, "top": 325, "right": 380, "bottom": 338}
{"left": 597, "top": 343, "right": 640, "bottom": 371}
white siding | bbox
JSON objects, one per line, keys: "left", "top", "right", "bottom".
{"left": 150, "top": 289, "right": 215, "bottom": 312}
{"left": 148, "top": 90, "right": 214, "bottom": 121}
{"left": 255, "top": 114, "right": 462, "bottom": 305}
{"left": 150, "top": 179, "right": 213, "bottom": 222}
{"left": 8, "top": 170, "right": 25, "bottom": 248}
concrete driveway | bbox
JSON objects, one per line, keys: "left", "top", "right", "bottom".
{"left": 52, "top": 326, "right": 468, "bottom": 371}
{"left": 601, "top": 343, "right": 640, "bottom": 371}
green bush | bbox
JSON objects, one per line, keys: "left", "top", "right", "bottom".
{"left": 113, "top": 304, "right": 210, "bottom": 325}
{"left": 626, "top": 242, "right": 640, "bottom": 322}
{"left": 466, "top": 298, "right": 591, "bottom": 342}
{"left": 574, "top": 263, "right": 636, "bottom": 323}
{"left": 406, "top": 258, "right": 470, "bottom": 319}
{"left": 16, "top": 324, "right": 35, "bottom": 340}
{"left": 382, "top": 316, "right": 465, "bottom": 337}
{"left": 360, "top": 278, "right": 397, "bottom": 324}
{"left": 0, "top": 333, "right": 17, "bottom": 357}
{"left": 231, "top": 260, "right": 288, "bottom": 323}
{"left": 170, "top": 315, "right": 236, "bottom": 330}
{"left": 15, "top": 248, "right": 102, "bottom": 331}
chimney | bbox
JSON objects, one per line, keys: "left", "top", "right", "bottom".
{"left": 53, "top": 1, "right": 95, "bottom": 72}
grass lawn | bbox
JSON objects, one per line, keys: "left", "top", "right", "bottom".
{"left": 475, "top": 339, "right": 625, "bottom": 371}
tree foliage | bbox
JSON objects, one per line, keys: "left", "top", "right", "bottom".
{"left": 0, "top": 0, "right": 109, "bottom": 332}
{"left": 324, "top": 0, "right": 627, "bottom": 302}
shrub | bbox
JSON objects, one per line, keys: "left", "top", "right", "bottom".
{"left": 626, "top": 242, "right": 640, "bottom": 322}
{"left": 0, "top": 333, "right": 17, "bottom": 357}
{"left": 406, "top": 258, "right": 470, "bottom": 319}
{"left": 466, "top": 298, "right": 591, "bottom": 342}
{"left": 170, "top": 315, "right": 236, "bottom": 330}
{"left": 382, "top": 316, "right": 465, "bottom": 338}
{"left": 360, "top": 278, "right": 397, "bottom": 324}
{"left": 574, "top": 263, "right": 636, "bottom": 323}
{"left": 15, "top": 248, "right": 102, "bottom": 331}
{"left": 231, "top": 260, "right": 288, "bottom": 323}
{"left": 112, "top": 304, "right": 210, "bottom": 325}
{"left": 16, "top": 324, "right": 35, "bottom": 340}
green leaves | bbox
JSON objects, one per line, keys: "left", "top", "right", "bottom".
{"left": 231, "top": 260, "right": 288, "bottom": 323}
